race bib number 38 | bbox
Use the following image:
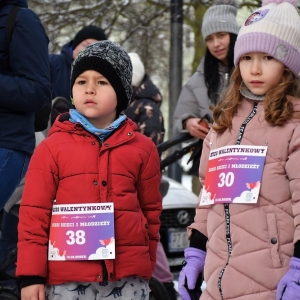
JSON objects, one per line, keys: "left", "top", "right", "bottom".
{"left": 48, "top": 203, "right": 115, "bottom": 261}
{"left": 200, "top": 145, "right": 267, "bottom": 205}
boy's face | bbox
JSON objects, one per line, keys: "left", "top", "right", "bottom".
{"left": 72, "top": 70, "right": 117, "bottom": 128}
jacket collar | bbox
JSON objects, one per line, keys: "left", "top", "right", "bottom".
{"left": 49, "top": 113, "right": 139, "bottom": 147}
{"left": 69, "top": 109, "right": 127, "bottom": 142}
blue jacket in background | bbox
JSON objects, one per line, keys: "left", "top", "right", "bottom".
{"left": 49, "top": 41, "right": 73, "bottom": 101}
{"left": 0, "top": 0, "right": 51, "bottom": 155}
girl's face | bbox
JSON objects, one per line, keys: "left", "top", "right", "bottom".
{"left": 239, "top": 52, "right": 285, "bottom": 95}
{"left": 205, "top": 32, "right": 230, "bottom": 65}
{"left": 72, "top": 70, "right": 117, "bottom": 129}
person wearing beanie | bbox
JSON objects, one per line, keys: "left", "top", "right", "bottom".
{"left": 126, "top": 52, "right": 164, "bottom": 144}
{"left": 72, "top": 25, "right": 107, "bottom": 57}
{"left": 174, "top": 0, "right": 239, "bottom": 197}
{"left": 16, "top": 40, "right": 162, "bottom": 300}
{"left": 49, "top": 25, "right": 107, "bottom": 101}
{"left": 179, "top": 1, "right": 300, "bottom": 300}
{"left": 128, "top": 53, "right": 145, "bottom": 88}
{"left": 125, "top": 53, "right": 177, "bottom": 299}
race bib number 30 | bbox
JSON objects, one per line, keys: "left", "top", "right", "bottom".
{"left": 48, "top": 203, "right": 115, "bottom": 261}
{"left": 200, "top": 145, "right": 267, "bottom": 205}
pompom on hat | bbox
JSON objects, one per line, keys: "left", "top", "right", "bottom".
{"left": 128, "top": 53, "right": 145, "bottom": 88}
{"left": 201, "top": 0, "right": 239, "bottom": 40}
{"left": 234, "top": 0, "right": 300, "bottom": 76}
{"left": 70, "top": 40, "right": 132, "bottom": 115}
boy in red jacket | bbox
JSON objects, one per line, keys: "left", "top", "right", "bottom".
{"left": 16, "top": 40, "right": 162, "bottom": 300}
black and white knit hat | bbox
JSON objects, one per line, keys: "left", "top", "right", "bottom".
{"left": 70, "top": 40, "right": 133, "bottom": 115}
{"left": 201, "top": 0, "right": 239, "bottom": 40}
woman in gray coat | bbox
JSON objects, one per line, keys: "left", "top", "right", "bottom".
{"left": 173, "top": 0, "right": 239, "bottom": 195}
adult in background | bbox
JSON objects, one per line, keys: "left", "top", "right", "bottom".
{"left": 0, "top": 0, "right": 51, "bottom": 296}
{"left": 173, "top": 0, "right": 239, "bottom": 196}
{"left": 125, "top": 53, "right": 177, "bottom": 300}
{"left": 125, "top": 53, "right": 165, "bottom": 144}
{"left": 49, "top": 25, "right": 107, "bottom": 101}
{"left": 0, "top": 0, "right": 51, "bottom": 207}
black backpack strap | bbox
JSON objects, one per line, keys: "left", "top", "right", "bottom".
{"left": 5, "top": 5, "right": 22, "bottom": 48}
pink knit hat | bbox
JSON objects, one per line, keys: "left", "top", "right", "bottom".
{"left": 234, "top": 0, "right": 300, "bottom": 76}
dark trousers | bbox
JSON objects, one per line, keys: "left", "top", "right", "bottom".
{"left": 0, "top": 210, "right": 19, "bottom": 296}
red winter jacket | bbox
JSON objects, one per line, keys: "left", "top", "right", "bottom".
{"left": 16, "top": 114, "right": 162, "bottom": 284}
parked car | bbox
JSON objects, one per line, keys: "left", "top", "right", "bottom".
{"left": 160, "top": 174, "right": 198, "bottom": 275}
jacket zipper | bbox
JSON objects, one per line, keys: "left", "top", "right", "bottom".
{"left": 101, "top": 260, "right": 109, "bottom": 281}
{"left": 98, "top": 139, "right": 108, "bottom": 282}
{"left": 217, "top": 102, "right": 258, "bottom": 299}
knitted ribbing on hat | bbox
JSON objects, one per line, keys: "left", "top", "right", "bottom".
{"left": 234, "top": 0, "right": 300, "bottom": 76}
{"left": 201, "top": 0, "right": 239, "bottom": 39}
{"left": 70, "top": 41, "right": 133, "bottom": 114}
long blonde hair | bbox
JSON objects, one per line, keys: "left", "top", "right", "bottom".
{"left": 212, "top": 65, "right": 300, "bottom": 133}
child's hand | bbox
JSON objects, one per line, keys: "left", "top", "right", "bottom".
{"left": 21, "top": 284, "right": 45, "bottom": 300}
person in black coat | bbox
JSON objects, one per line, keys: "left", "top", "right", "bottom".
{"left": 49, "top": 25, "right": 107, "bottom": 101}
{"left": 0, "top": 0, "right": 51, "bottom": 201}
{"left": 0, "top": 0, "right": 51, "bottom": 296}
{"left": 125, "top": 53, "right": 165, "bottom": 145}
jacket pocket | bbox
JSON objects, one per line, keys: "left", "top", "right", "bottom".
{"left": 266, "top": 213, "right": 282, "bottom": 268}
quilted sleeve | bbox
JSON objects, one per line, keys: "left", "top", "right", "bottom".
{"left": 173, "top": 80, "right": 200, "bottom": 134}
{"left": 16, "top": 141, "right": 58, "bottom": 278}
{"left": 285, "top": 123, "right": 300, "bottom": 245}
{"left": 137, "top": 142, "right": 162, "bottom": 271}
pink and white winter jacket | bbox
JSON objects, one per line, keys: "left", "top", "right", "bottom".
{"left": 189, "top": 97, "right": 300, "bottom": 300}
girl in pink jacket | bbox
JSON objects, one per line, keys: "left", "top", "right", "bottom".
{"left": 179, "top": 1, "right": 300, "bottom": 300}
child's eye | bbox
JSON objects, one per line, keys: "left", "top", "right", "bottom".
{"left": 241, "top": 56, "right": 251, "bottom": 60}
{"left": 264, "top": 56, "right": 273, "bottom": 61}
{"left": 77, "top": 80, "right": 86, "bottom": 85}
{"left": 98, "top": 80, "right": 108, "bottom": 85}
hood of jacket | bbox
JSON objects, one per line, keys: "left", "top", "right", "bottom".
{"left": 132, "top": 74, "right": 163, "bottom": 107}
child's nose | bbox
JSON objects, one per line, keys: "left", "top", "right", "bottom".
{"left": 85, "top": 83, "right": 96, "bottom": 94}
{"left": 251, "top": 60, "right": 261, "bottom": 75}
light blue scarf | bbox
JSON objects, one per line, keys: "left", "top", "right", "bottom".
{"left": 69, "top": 109, "right": 126, "bottom": 142}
